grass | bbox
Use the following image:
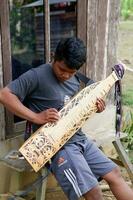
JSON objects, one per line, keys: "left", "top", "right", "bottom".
{"left": 118, "top": 20, "right": 133, "bottom": 66}
{"left": 119, "top": 20, "right": 133, "bottom": 31}
{"left": 117, "top": 20, "right": 133, "bottom": 108}
{"left": 122, "top": 70, "right": 133, "bottom": 108}
{"left": 122, "top": 92, "right": 133, "bottom": 107}
{"left": 118, "top": 20, "right": 133, "bottom": 155}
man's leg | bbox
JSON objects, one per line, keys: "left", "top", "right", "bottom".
{"left": 82, "top": 138, "right": 133, "bottom": 200}
{"left": 51, "top": 143, "right": 104, "bottom": 200}
{"left": 83, "top": 185, "right": 103, "bottom": 200}
{"left": 103, "top": 167, "right": 133, "bottom": 200}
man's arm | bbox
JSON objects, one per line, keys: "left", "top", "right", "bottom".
{"left": 0, "top": 87, "right": 60, "bottom": 125}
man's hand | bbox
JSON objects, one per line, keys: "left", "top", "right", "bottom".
{"left": 96, "top": 98, "right": 106, "bottom": 113}
{"left": 35, "top": 108, "right": 60, "bottom": 125}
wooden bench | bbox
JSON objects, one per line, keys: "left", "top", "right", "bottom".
{"left": 0, "top": 151, "right": 48, "bottom": 200}
{"left": 0, "top": 122, "right": 48, "bottom": 200}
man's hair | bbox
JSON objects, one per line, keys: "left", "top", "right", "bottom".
{"left": 54, "top": 37, "right": 86, "bottom": 70}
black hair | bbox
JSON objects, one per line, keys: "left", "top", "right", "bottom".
{"left": 54, "top": 37, "right": 86, "bottom": 70}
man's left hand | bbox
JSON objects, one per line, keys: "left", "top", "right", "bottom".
{"left": 96, "top": 98, "right": 106, "bottom": 113}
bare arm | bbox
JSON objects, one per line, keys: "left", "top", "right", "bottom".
{"left": 0, "top": 87, "right": 60, "bottom": 125}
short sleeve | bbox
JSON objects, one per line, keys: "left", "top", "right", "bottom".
{"left": 7, "top": 69, "right": 38, "bottom": 102}
{"left": 86, "top": 79, "right": 95, "bottom": 86}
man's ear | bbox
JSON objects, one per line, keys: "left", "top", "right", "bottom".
{"left": 50, "top": 52, "right": 55, "bottom": 62}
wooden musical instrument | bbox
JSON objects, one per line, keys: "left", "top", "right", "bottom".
{"left": 19, "top": 63, "right": 126, "bottom": 172}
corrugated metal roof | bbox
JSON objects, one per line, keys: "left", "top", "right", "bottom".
{"left": 22, "top": 0, "right": 76, "bottom": 8}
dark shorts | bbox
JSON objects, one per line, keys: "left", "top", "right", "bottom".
{"left": 50, "top": 138, "right": 117, "bottom": 200}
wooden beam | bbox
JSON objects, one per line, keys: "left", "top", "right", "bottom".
{"left": 113, "top": 138, "right": 133, "bottom": 184}
{"left": 0, "top": 0, "right": 14, "bottom": 137}
{"left": 43, "top": 0, "right": 50, "bottom": 63}
{"left": 36, "top": 168, "right": 47, "bottom": 200}
{"left": 108, "top": 157, "right": 124, "bottom": 167}
{"left": 86, "top": 0, "right": 120, "bottom": 81}
{"left": 77, "top": 0, "right": 87, "bottom": 75}
{"left": 86, "top": 0, "right": 97, "bottom": 79}
{"left": 0, "top": 0, "right": 12, "bottom": 86}
{"left": 86, "top": 0, "right": 109, "bottom": 80}
{"left": 106, "top": 0, "right": 120, "bottom": 74}
{"left": 0, "top": 28, "right": 6, "bottom": 140}
{"left": 77, "top": 0, "right": 87, "bottom": 44}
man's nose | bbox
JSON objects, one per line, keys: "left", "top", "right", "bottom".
{"left": 62, "top": 73, "right": 70, "bottom": 79}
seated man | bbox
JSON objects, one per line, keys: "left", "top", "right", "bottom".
{"left": 0, "top": 37, "right": 133, "bottom": 200}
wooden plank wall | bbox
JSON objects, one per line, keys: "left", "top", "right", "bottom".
{"left": 86, "top": 0, "right": 120, "bottom": 81}
{"left": 107, "top": 0, "right": 120, "bottom": 74}
{"left": 0, "top": 32, "right": 6, "bottom": 140}
{"left": 77, "top": 0, "right": 87, "bottom": 75}
{"left": 0, "top": 0, "right": 14, "bottom": 138}
{"left": 44, "top": 0, "right": 51, "bottom": 62}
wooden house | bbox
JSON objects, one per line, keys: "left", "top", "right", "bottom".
{"left": 0, "top": 0, "right": 127, "bottom": 199}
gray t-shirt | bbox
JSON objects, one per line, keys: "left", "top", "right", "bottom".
{"left": 8, "top": 63, "right": 89, "bottom": 143}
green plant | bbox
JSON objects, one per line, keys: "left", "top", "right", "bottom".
{"left": 122, "top": 89, "right": 133, "bottom": 108}
{"left": 120, "top": 0, "right": 133, "bottom": 20}
{"left": 122, "top": 111, "right": 133, "bottom": 150}
{"left": 10, "top": 0, "right": 36, "bottom": 53}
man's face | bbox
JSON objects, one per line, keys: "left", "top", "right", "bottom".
{"left": 52, "top": 60, "right": 77, "bottom": 82}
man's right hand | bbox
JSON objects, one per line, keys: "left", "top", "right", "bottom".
{"left": 0, "top": 87, "right": 60, "bottom": 125}
{"left": 35, "top": 108, "right": 60, "bottom": 125}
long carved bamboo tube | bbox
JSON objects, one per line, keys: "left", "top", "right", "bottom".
{"left": 19, "top": 63, "right": 126, "bottom": 172}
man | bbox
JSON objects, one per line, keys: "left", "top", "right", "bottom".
{"left": 0, "top": 38, "right": 133, "bottom": 200}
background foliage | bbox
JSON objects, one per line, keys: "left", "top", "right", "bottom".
{"left": 10, "top": 0, "right": 36, "bottom": 55}
{"left": 120, "top": 0, "right": 133, "bottom": 19}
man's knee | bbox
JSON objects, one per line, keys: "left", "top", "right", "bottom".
{"left": 83, "top": 185, "right": 103, "bottom": 200}
{"left": 103, "top": 166, "right": 122, "bottom": 184}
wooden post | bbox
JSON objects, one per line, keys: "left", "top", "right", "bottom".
{"left": 36, "top": 168, "right": 48, "bottom": 200}
{"left": 106, "top": 0, "right": 120, "bottom": 74}
{"left": 113, "top": 138, "right": 133, "bottom": 184}
{"left": 0, "top": 29, "right": 6, "bottom": 140}
{"left": 36, "top": 1, "right": 51, "bottom": 199}
{"left": 77, "top": 0, "right": 87, "bottom": 75}
{"left": 0, "top": 0, "right": 14, "bottom": 138}
{"left": 86, "top": 0, "right": 120, "bottom": 81}
{"left": 44, "top": 0, "right": 50, "bottom": 63}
